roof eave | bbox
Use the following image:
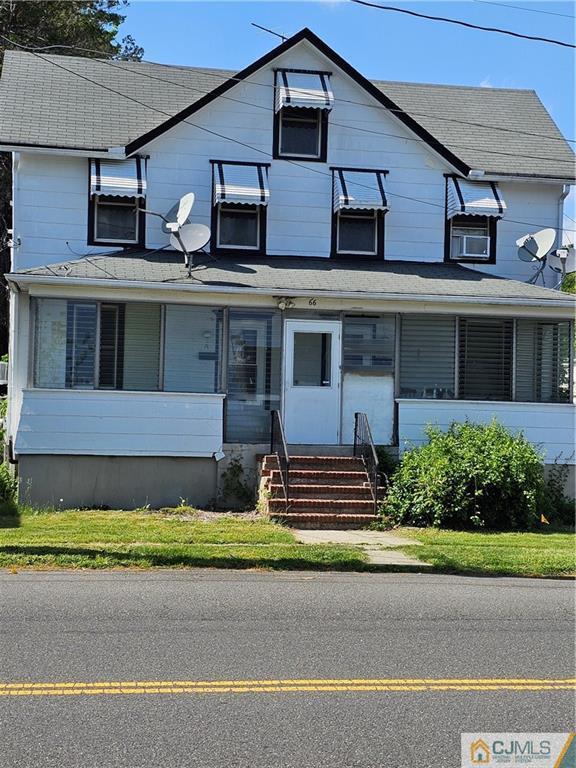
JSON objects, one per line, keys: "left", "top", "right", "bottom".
{"left": 0, "top": 141, "right": 123, "bottom": 159}
{"left": 6, "top": 272, "right": 574, "bottom": 311}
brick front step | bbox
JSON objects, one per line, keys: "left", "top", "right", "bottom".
{"left": 269, "top": 469, "right": 369, "bottom": 486}
{"left": 268, "top": 498, "right": 375, "bottom": 513}
{"left": 270, "top": 512, "right": 378, "bottom": 529}
{"left": 269, "top": 483, "right": 372, "bottom": 500}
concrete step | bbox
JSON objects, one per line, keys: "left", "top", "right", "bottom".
{"left": 269, "top": 483, "right": 372, "bottom": 500}
{"left": 270, "top": 512, "right": 378, "bottom": 529}
{"left": 289, "top": 456, "right": 366, "bottom": 472}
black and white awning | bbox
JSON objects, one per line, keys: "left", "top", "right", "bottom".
{"left": 447, "top": 177, "right": 506, "bottom": 219}
{"left": 213, "top": 162, "right": 270, "bottom": 206}
{"left": 90, "top": 157, "right": 146, "bottom": 198}
{"left": 275, "top": 70, "right": 334, "bottom": 112}
{"left": 333, "top": 169, "right": 389, "bottom": 212}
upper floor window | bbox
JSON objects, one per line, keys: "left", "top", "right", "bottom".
{"left": 332, "top": 168, "right": 388, "bottom": 259}
{"left": 274, "top": 69, "right": 333, "bottom": 162}
{"left": 446, "top": 177, "right": 506, "bottom": 264}
{"left": 88, "top": 157, "right": 146, "bottom": 247}
{"left": 212, "top": 161, "right": 269, "bottom": 255}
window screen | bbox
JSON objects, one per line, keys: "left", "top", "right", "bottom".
{"left": 164, "top": 305, "right": 223, "bottom": 393}
{"left": 516, "top": 319, "right": 571, "bottom": 403}
{"left": 33, "top": 298, "right": 68, "bottom": 388}
{"left": 122, "top": 303, "right": 161, "bottom": 391}
{"left": 458, "top": 318, "right": 513, "bottom": 401}
{"left": 343, "top": 316, "right": 395, "bottom": 372}
{"left": 399, "top": 315, "right": 456, "bottom": 399}
{"left": 65, "top": 302, "right": 97, "bottom": 389}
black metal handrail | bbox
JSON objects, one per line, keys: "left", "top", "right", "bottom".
{"left": 353, "top": 412, "right": 380, "bottom": 513}
{"left": 270, "top": 410, "right": 290, "bottom": 511}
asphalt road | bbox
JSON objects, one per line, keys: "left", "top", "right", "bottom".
{"left": 0, "top": 570, "right": 574, "bottom": 768}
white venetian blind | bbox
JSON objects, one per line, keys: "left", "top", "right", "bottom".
{"left": 122, "top": 303, "right": 161, "bottom": 391}
{"left": 516, "top": 319, "right": 571, "bottom": 403}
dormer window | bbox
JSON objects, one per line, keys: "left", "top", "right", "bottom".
{"left": 274, "top": 69, "right": 333, "bottom": 162}
{"left": 445, "top": 177, "right": 506, "bottom": 264}
{"left": 88, "top": 158, "right": 146, "bottom": 247}
{"left": 211, "top": 161, "right": 269, "bottom": 255}
{"left": 332, "top": 168, "right": 389, "bottom": 259}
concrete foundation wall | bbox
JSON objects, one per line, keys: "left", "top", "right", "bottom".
{"left": 18, "top": 455, "right": 218, "bottom": 510}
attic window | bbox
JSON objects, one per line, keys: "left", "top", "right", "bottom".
{"left": 332, "top": 169, "right": 388, "bottom": 258}
{"left": 445, "top": 178, "right": 505, "bottom": 264}
{"left": 274, "top": 70, "right": 333, "bottom": 161}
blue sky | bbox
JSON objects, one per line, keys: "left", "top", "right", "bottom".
{"left": 119, "top": 0, "right": 576, "bottom": 231}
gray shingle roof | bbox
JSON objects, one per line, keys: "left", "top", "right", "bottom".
{"left": 0, "top": 47, "right": 574, "bottom": 179}
{"left": 13, "top": 252, "right": 575, "bottom": 306}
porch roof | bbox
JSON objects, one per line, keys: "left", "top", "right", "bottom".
{"left": 12, "top": 252, "right": 575, "bottom": 307}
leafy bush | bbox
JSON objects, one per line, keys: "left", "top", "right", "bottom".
{"left": 375, "top": 446, "right": 399, "bottom": 481}
{"left": 541, "top": 459, "right": 575, "bottom": 527}
{"left": 561, "top": 271, "right": 575, "bottom": 294}
{"left": 383, "top": 421, "right": 545, "bottom": 530}
{"left": 0, "top": 462, "right": 17, "bottom": 516}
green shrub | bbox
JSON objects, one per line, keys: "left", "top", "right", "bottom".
{"left": 541, "top": 459, "right": 575, "bottom": 527}
{"left": 561, "top": 271, "right": 575, "bottom": 294}
{"left": 375, "top": 446, "right": 399, "bottom": 481}
{"left": 0, "top": 462, "right": 17, "bottom": 516}
{"left": 383, "top": 421, "right": 545, "bottom": 530}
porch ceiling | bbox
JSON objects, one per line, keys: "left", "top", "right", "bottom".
{"left": 13, "top": 252, "right": 576, "bottom": 307}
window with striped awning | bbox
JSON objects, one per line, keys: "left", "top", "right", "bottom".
{"left": 213, "top": 162, "right": 270, "bottom": 206}
{"left": 275, "top": 70, "right": 334, "bottom": 112}
{"left": 90, "top": 157, "right": 147, "bottom": 198}
{"left": 333, "top": 169, "right": 389, "bottom": 212}
{"left": 447, "top": 177, "right": 506, "bottom": 219}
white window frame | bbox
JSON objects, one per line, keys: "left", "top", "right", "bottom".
{"left": 278, "top": 108, "right": 322, "bottom": 159}
{"left": 93, "top": 195, "right": 140, "bottom": 245}
{"left": 216, "top": 203, "right": 260, "bottom": 251}
{"left": 336, "top": 209, "right": 378, "bottom": 256}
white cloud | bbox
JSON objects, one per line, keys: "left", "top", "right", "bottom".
{"left": 479, "top": 77, "right": 493, "bottom": 88}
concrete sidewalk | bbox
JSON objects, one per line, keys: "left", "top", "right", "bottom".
{"left": 293, "top": 529, "right": 430, "bottom": 567}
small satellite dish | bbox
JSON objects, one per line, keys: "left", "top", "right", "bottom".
{"left": 170, "top": 223, "right": 210, "bottom": 256}
{"left": 162, "top": 193, "right": 195, "bottom": 234}
{"left": 516, "top": 228, "right": 556, "bottom": 262}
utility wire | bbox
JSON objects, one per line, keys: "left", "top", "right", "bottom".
{"left": 2, "top": 34, "right": 574, "bottom": 146}
{"left": 349, "top": 0, "right": 576, "bottom": 49}
{"left": 472, "top": 0, "right": 575, "bottom": 20}
{"left": 7, "top": 46, "right": 576, "bottom": 234}
{"left": 53, "top": 50, "right": 576, "bottom": 166}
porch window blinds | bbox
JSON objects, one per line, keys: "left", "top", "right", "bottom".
{"left": 458, "top": 318, "right": 513, "bottom": 401}
{"left": 399, "top": 316, "right": 456, "bottom": 399}
{"left": 343, "top": 316, "right": 395, "bottom": 371}
{"left": 515, "top": 320, "right": 571, "bottom": 403}
{"left": 122, "top": 303, "right": 161, "bottom": 391}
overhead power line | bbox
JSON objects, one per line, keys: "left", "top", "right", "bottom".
{"left": 8, "top": 47, "right": 574, "bottom": 236}
{"left": 2, "top": 33, "right": 575, "bottom": 146}
{"left": 349, "top": 0, "right": 576, "bottom": 49}
{"left": 472, "top": 0, "right": 575, "bottom": 20}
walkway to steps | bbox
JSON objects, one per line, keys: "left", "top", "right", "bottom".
{"left": 259, "top": 454, "right": 381, "bottom": 529}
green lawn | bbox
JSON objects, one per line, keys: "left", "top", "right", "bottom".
{"left": 399, "top": 528, "right": 576, "bottom": 578}
{"left": 0, "top": 509, "right": 367, "bottom": 571}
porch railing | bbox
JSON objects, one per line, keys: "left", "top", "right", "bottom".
{"left": 353, "top": 412, "right": 380, "bottom": 514}
{"left": 270, "top": 410, "right": 290, "bottom": 512}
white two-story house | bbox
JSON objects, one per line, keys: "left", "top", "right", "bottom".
{"left": 1, "top": 28, "right": 574, "bottom": 512}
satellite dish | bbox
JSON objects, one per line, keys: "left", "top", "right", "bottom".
{"left": 162, "top": 193, "right": 195, "bottom": 234}
{"left": 516, "top": 228, "right": 556, "bottom": 262}
{"left": 170, "top": 223, "right": 210, "bottom": 254}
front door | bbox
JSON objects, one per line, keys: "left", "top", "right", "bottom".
{"left": 283, "top": 319, "right": 341, "bottom": 444}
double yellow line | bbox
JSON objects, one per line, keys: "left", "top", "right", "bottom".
{"left": 0, "top": 677, "right": 574, "bottom": 698}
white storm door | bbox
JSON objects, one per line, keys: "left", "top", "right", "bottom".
{"left": 283, "top": 320, "right": 341, "bottom": 444}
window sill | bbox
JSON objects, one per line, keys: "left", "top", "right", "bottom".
{"left": 24, "top": 388, "right": 226, "bottom": 399}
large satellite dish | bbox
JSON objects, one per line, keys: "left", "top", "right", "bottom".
{"left": 170, "top": 223, "right": 211, "bottom": 273}
{"left": 516, "top": 228, "right": 556, "bottom": 262}
{"left": 162, "top": 192, "right": 195, "bottom": 234}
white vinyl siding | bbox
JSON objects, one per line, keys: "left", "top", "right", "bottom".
{"left": 163, "top": 305, "right": 222, "bottom": 393}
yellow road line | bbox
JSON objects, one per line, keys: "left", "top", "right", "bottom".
{"left": 0, "top": 678, "right": 574, "bottom": 698}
